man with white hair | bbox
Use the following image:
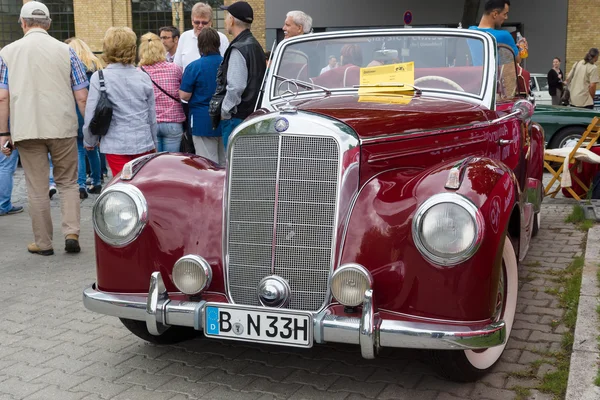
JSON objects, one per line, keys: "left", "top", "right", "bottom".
{"left": 174, "top": 2, "right": 229, "bottom": 70}
{"left": 282, "top": 10, "right": 313, "bottom": 39}
{"left": 0, "top": 1, "right": 88, "bottom": 255}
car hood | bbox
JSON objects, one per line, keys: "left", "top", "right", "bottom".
{"left": 534, "top": 104, "right": 599, "bottom": 116}
{"left": 291, "top": 94, "right": 491, "bottom": 139}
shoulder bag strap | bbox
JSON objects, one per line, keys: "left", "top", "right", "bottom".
{"left": 140, "top": 66, "right": 180, "bottom": 103}
{"left": 98, "top": 70, "right": 107, "bottom": 92}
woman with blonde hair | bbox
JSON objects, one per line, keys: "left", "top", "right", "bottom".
{"left": 83, "top": 27, "right": 157, "bottom": 177}
{"left": 65, "top": 37, "right": 104, "bottom": 199}
{"left": 138, "top": 32, "right": 185, "bottom": 152}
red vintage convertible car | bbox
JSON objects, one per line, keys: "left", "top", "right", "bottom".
{"left": 84, "top": 28, "right": 544, "bottom": 382}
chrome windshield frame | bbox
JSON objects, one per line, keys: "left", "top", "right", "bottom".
{"left": 263, "top": 28, "right": 497, "bottom": 111}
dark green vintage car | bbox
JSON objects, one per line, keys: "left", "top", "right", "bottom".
{"left": 533, "top": 104, "right": 600, "bottom": 149}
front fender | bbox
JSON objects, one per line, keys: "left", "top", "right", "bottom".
{"left": 340, "top": 157, "right": 518, "bottom": 322}
{"left": 95, "top": 154, "right": 226, "bottom": 294}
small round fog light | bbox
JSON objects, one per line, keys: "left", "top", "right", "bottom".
{"left": 330, "top": 264, "right": 372, "bottom": 307}
{"left": 172, "top": 255, "right": 212, "bottom": 295}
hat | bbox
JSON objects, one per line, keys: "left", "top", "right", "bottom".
{"left": 220, "top": 1, "right": 253, "bottom": 24}
{"left": 20, "top": 1, "right": 50, "bottom": 19}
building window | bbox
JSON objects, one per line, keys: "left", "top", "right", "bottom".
{"left": 132, "top": 0, "right": 173, "bottom": 39}
{"left": 0, "top": 0, "right": 75, "bottom": 48}
{"left": 183, "top": 0, "right": 224, "bottom": 33}
{"left": 45, "top": 0, "right": 75, "bottom": 42}
{"left": 0, "top": 0, "right": 22, "bottom": 48}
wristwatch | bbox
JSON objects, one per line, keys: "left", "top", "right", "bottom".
{"left": 0, "top": 132, "right": 10, "bottom": 137}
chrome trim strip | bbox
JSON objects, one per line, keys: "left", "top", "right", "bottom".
{"left": 92, "top": 183, "right": 149, "bottom": 247}
{"left": 270, "top": 136, "right": 283, "bottom": 273}
{"left": 411, "top": 193, "right": 485, "bottom": 267}
{"left": 83, "top": 283, "right": 506, "bottom": 351}
{"left": 359, "top": 121, "right": 491, "bottom": 145}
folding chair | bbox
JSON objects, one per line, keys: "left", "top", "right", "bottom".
{"left": 544, "top": 116, "right": 600, "bottom": 200}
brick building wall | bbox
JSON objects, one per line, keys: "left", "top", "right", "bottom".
{"left": 566, "top": 0, "right": 600, "bottom": 74}
{"left": 224, "top": 0, "right": 266, "bottom": 50}
{"left": 72, "top": 0, "right": 132, "bottom": 52}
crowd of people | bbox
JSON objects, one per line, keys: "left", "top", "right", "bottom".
{"left": 0, "top": 0, "right": 312, "bottom": 256}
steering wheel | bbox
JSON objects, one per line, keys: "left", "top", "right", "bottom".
{"left": 414, "top": 76, "right": 465, "bottom": 92}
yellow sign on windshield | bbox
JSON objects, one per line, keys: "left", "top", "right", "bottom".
{"left": 359, "top": 62, "right": 415, "bottom": 95}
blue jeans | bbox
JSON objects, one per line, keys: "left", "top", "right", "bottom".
{"left": 0, "top": 148, "right": 19, "bottom": 213}
{"left": 77, "top": 137, "right": 101, "bottom": 188}
{"left": 157, "top": 122, "right": 184, "bottom": 152}
{"left": 221, "top": 118, "right": 243, "bottom": 149}
{"left": 48, "top": 153, "right": 55, "bottom": 187}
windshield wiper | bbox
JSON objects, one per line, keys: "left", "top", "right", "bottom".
{"left": 272, "top": 74, "right": 332, "bottom": 96}
{"left": 353, "top": 82, "right": 422, "bottom": 95}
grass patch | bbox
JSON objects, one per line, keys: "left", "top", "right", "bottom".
{"left": 537, "top": 256, "right": 585, "bottom": 398}
{"left": 514, "top": 386, "right": 532, "bottom": 400}
{"left": 565, "top": 205, "right": 595, "bottom": 231}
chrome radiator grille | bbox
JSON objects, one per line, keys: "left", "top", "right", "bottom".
{"left": 227, "top": 135, "right": 340, "bottom": 311}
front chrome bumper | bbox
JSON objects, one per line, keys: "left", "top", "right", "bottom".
{"left": 83, "top": 272, "right": 506, "bottom": 358}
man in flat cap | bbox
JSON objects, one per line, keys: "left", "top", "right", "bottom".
{"left": 211, "top": 1, "right": 266, "bottom": 148}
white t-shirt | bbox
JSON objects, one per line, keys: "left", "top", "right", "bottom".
{"left": 174, "top": 29, "right": 230, "bottom": 70}
{"left": 320, "top": 64, "right": 337, "bottom": 75}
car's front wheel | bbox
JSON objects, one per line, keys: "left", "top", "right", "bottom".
{"left": 430, "top": 236, "right": 518, "bottom": 382}
{"left": 120, "top": 318, "right": 198, "bottom": 345}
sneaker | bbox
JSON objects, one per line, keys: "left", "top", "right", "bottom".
{"left": 0, "top": 205, "right": 23, "bottom": 216}
{"left": 27, "top": 243, "right": 54, "bottom": 256}
{"left": 65, "top": 234, "right": 81, "bottom": 253}
{"left": 86, "top": 177, "right": 93, "bottom": 185}
{"left": 79, "top": 187, "right": 88, "bottom": 199}
{"left": 49, "top": 186, "right": 57, "bottom": 199}
{"left": 87, "top": 185, "right": 102, "bottom": 195}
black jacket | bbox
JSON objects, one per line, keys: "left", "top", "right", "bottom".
{"left": 215, "top": 29, "right": 266, "bottom": 120}
{"left": 547, "top": 68, "right": 564, "bottom": 96}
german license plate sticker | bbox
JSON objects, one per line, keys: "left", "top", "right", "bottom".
{"left": 204, "top": 304, "right": 313, "bottom": 347}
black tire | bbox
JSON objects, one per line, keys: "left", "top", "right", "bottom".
{"left": 120, "top": 318, "right": 198, "bottom": 345}
{"left": 549, "top": 126, "right": 586, "bottom": 149}
{"left": 532, "top": 212, "right": 540, "bottom": 237}
{"left": 430, "top": 236, "right": 518, "bottom": 382}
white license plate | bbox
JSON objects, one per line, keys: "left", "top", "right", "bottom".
{"left": 203, "top": 303, "right": 313, "bottom": 347}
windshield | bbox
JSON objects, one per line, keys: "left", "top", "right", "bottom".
{"left": 273, "top": 33, "right": 487, "bottom": 97}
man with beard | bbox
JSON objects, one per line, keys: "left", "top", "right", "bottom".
{"left": 468, "top": 0, "right": 526, "bottom": 66}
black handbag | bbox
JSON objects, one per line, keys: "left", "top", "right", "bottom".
{"left": 561, "top": 61, "right": 580, "bottom": 106}
{"left": 89, "top": 70, "right": 113, "bottom": 136}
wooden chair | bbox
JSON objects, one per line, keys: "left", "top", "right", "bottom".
{"left": 544, "top": 116, "right": 600, "bottom": 200}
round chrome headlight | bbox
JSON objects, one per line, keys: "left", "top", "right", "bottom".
{"left": 412, "top": 193, "right": 483, "bottom": 266}
{"left": 330, "top": 264, "right": 373, "bottom": 307}
{"left": 93, "top": 184, "right": 148, "bottom": 246}
{"left": 172, "top": 255, "right": 212, "bottom": 295}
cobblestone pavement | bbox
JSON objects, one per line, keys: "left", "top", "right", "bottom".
{"left": 0, "top": 168, "right": 586, "bottom": 400}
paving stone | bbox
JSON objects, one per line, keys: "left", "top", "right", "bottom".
{"left": 243, "top": 378, "right": 303, "bottom": 398}
{"left": 41, "top": 355, "right": 94, "bottom": 375}
{"left": 536, "top": 363, "right": 558, "bottom": 380}
{"left": 155, "top": 362, "right": 215, "bottom": 382}
{"left": 111, "top": 387, "right": 178, "bottom": 400}
{"left": 0, "top": 377, "right": 47, "bottom": 399}
{"left": 116, "top": 369, "right": 176, "bottom": 390}
{"left": 328, "top": 377, "right": 387, "bottom": 398}
{"left": 118, "top": 355, "right": 173, "bottom": 374}
{"left": 528, "top": 331, "right": 564, "bottom": 343}
{"left": 157, "top": 376, "right": 218, "bottom": 398}
{"left": 478, "top": 372, "right": 507, "bottom": 389}
{"left": 79, "top": 363, "right": 136, "bottom": 381}
{"left": 22, "top": 385, "right": 90, "bottom": 400}
{"left": 415, "top": 375, "right": 474, "bottom": 398}
{"left": 512, "top": 321, "right": 552, "bottom": 333}
{"left": 31, "top": 370, "right": 92, "bottom": 391}
{"left": 288, "top": 386, "right": 349, "bottom": 400}
{"left": 283, "top": 369, "right": 339, "bottom": 390}
{"left": 71, "top": 377, "right": 131, "bottom": 399}
{"left": 377, "top": 385, "right": 438, "bottom": 400}
{"left": 239, "top": 361, "right": 294, "bottom": 382}
{"left": 518, "top": 351, "right": 544, "bottom": 365}
{"left": 470, "top": 383, "right": 516, "bottom": 400}
{"left": 505, "top": 376, "right": 539, "bottom": 389}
